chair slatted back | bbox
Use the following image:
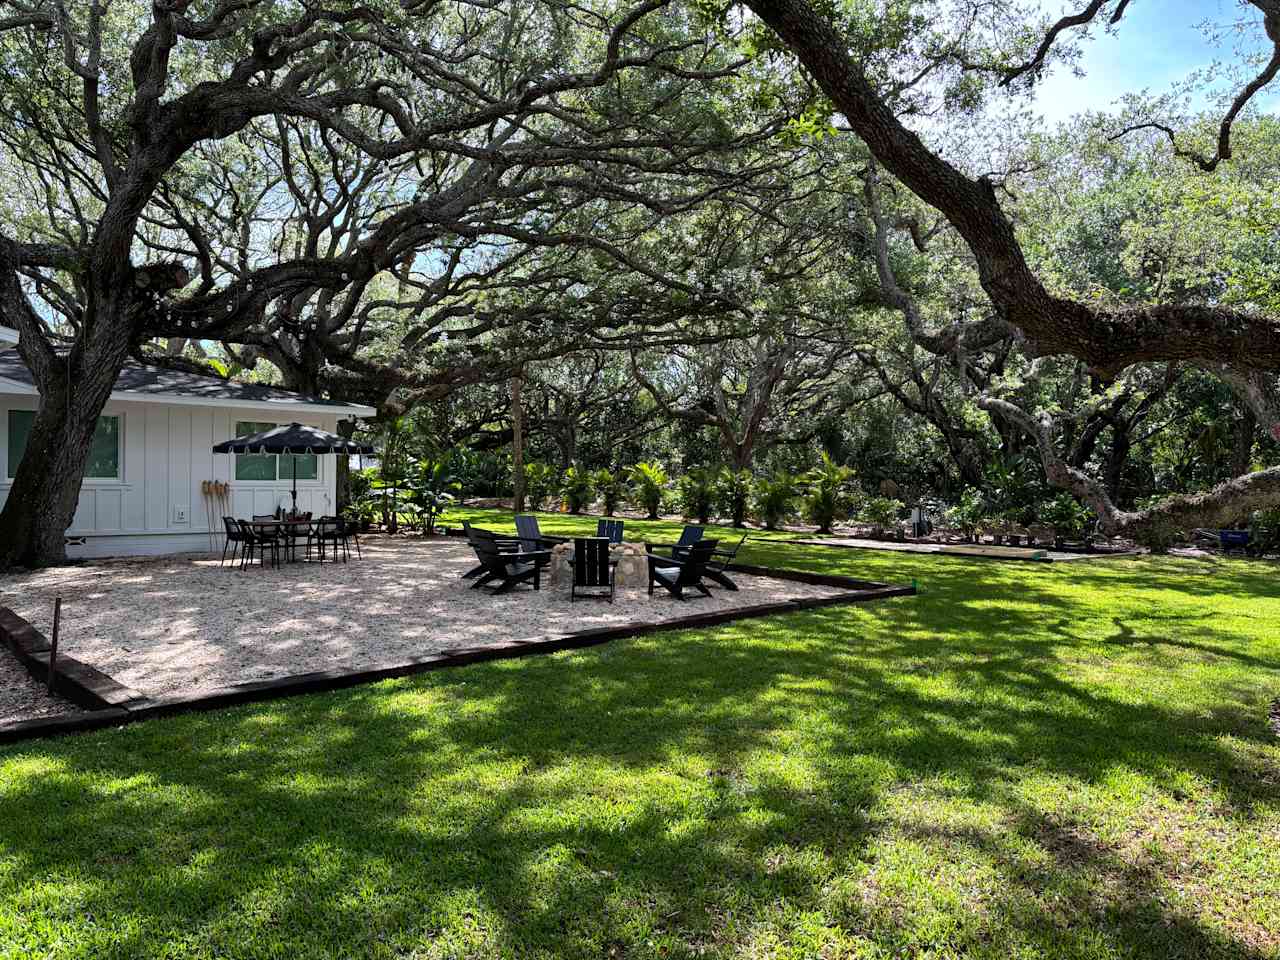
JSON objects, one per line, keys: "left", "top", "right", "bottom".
{"left": 514, "top": 515, "right": 541, "bottom": 552}
{"left": 595, "top": 519, "right": 625, "bottom": 543}
{"left": 574, "top": 538, "right": 611, "bottom": 587}
{"left": 223, "top": 516, "right": 243, "bottom": 540}
{"left": 677, "top": 525, "right": 705, "bottom": 547}
{"left": 675, "top": 540, "right": 718, "bottom": 586}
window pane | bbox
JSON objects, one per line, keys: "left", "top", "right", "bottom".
{"left": 282, "top": 453, "right": 317, "bottom": 481}
{"left": 6, "top": 409, "right": 33, "bottom": 479}
{"left": 235, "top": 421, "right": 277, "bottom": 481}
{"left": 8, "top": 410, "right": 119, "bottom": 479}
{"left": 85, "top": 416, "right": 120, "bottom": 478}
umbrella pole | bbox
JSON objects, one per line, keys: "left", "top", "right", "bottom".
{"left": 292, "top": 456, "right": 298, "bottom": 514}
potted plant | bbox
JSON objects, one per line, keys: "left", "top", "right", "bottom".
{"left": 627, "top": 461, "right": 669, "bottom": 520}
{"left": 802, "top": 453, "right": 855, "bottom": 535}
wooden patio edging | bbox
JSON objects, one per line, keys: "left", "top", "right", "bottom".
{"left": 0, "top": 564, "right": 914, "bottom": 746}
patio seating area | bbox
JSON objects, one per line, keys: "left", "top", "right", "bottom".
{"left": 0, "top": 536, "right": 847, "bottom": 717}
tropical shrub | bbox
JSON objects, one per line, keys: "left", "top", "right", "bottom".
{"left": 1132, "top": 495, "right": 1182, "bottom": 554}
{"left": 753, "top": 471, "right": 799, "bottom": 530}
{"left": 407, "top": 455, "right": 461, "bottom": 535}
{"left": 802, "top": 453, "right": 855, "bottom": 534}
{"left": 717, "top": 467, "right": 754, "bottom": 528}
{"left": 1250, "top": 507, "right": 1280, "bottom": 555}
{"left": 628, "top": 461, "right": 669, "bottom": 520}
{"left": 561, "top": 465, "right": 595, "bottom": 514}
{"left": 1041, "top": 493, "right": 1092, "bottom": 540}
{"left": 943, "top": 488, "right": 985, "bottom": 538}
{"left": 677, "top": 467, "right": 718, "bottom": 524}
{"left": 523, "top": 461, "right": 557, "bottom": 511}
{"left": 593, "top": 468, "right": 625, "bottom": 516}
{"left": 862, "top": 496, "right": 904, "bottom": 535}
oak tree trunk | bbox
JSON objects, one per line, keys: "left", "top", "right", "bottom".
{"left": 511, "top": 373, "right": 525, "bottom": 512}
{"left": 0, "top": 332, "right": 131, "bottom": 568}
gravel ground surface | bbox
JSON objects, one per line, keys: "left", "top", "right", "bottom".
{"left": 0, "top": 537, "right": 845, "bottom": 710}
{"left": 0, "top": 653, "right": 84, "bottom": 725}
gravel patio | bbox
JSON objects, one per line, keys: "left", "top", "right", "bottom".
{"left": 1, "top": 536, "right": 845, "bottom": 724}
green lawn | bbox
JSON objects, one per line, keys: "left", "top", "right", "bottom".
{"left": 2, "top": 510, "right": 1278, "bottom": 959}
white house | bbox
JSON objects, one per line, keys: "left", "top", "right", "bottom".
{"left": 0, "top": 340, "right": 375, "bottom": 558}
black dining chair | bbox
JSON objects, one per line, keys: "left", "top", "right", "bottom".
{"left": 309, "top": 516, "right": 349, "bottom": 563}
{"left": 221, "top": 516, "right": 248, "bottom": 567}
{"left": 237, "top": 519, "right": 281, "bottom": 569}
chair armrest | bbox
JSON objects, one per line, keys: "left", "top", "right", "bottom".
{"left": 647, "top": 553, "right": 689, "bottom": 568}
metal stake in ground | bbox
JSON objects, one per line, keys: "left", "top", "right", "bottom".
{"left": 47, "top": 596, "right": 61, "bottom": 695}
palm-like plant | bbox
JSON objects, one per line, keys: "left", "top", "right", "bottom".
{"left": 803, "top": 453, "right": 855, "bottom": 534}
{"left": 523, "top": 461, "right": 557, "bottom": 511}
{"left": 717, "top": 467, "right": 754, "bottom": 528}
{"left": 561, "top": 465, "right": 595, "bottom": 515}
{"left": 407, "top": 454, "right": 461, "bottom": 535}
{"left": 753, "top": 471, "right": 799, "bottom": 531}
{"left": 593, "top": 468, "right": 625, "bottom": 516}
{"left": 677, "top": 467, "right": 718, "bottom": 524}
{"left": 628, "top": 461, "right": 669, "bottom": 520}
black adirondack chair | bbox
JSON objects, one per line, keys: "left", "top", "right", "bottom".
{"left": 648, "top": 524, "right": 704, "bottom": 559}
{"left": 470, "top": 538, "right": 549, "bottom": 593}
{"left": 595, "top": 518, "right": 625, "bottom": 544}
{"left": 647, "top": 539, "right": 718, "bottom": 601}
{"left": 514, "top": 515, "right": 570, "bottom": 553}
{"left": 704, "top": 533, "right": 748, "bottom": 591}
{"left": 569, "top": 537, "right": 618, "bottom": 603}
{"left": 460, "top": 521, "right": 522, "bottom": 578}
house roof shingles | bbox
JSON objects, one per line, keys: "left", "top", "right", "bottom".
{"left": 0, "top": 351, "right": 375, "bottom": 417}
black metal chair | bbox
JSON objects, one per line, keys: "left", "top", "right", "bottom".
{"left": 238, "top": 519, "right": 281, "bottom": 569}
{"left": 704, "top": 533, "right": 748, "bottom": 591}
{"left": 309, "top": 516, "right": 349, "bottom": 563}
{"left": 470, "top": 539, "right": 549, "bottom": 593}
{"left": 221, "top": 516, "right": 248, "bottom": 567}
{"left": 647, "top": 539, "right": 718, "bottom": 601}
{"left": 514, "top": 515, "right": 570, "bottom": 553}
{"left": 595, "top": 518, "right": 625, "bottom": 544}
{"left": 569, "top": 537, "right": 618, "bottom": 603}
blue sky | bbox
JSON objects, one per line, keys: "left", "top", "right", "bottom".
{"left": 1027, "top": 0, "right": 1279, "bottom": 125}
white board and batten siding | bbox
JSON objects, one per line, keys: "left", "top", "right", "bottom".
{"left": 0, "top": 397, "right": 347, "bottom": 559}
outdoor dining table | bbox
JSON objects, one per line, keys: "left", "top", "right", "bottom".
{"left": 246, "top": 518, "right": 316, "bottom": 564}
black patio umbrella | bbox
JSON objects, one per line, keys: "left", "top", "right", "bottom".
{"left": 212, "top": 422, "right": 375, "bottom": 512}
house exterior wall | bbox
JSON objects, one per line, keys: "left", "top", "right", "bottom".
{"left": 0, "top": 395, "right": 340, "bottom": 558}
